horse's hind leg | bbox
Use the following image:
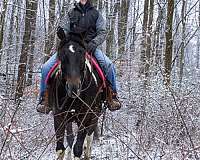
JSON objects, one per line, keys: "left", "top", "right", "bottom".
{"left": 54, "top": 111, "right": 66, "bottom": 160}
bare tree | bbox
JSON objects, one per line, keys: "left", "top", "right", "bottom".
{"left": 5, "top": 0, "right": 17, "bottom": 96}
{"left": 153, "top": 1, "right": 165, "bottom": 69}
{"left": 118, "top": 0, "right": 130, "bottom": 55}
{"left": 139, "top": 0, "right": 149, "bottom": 76}
{"left": 164, "top": 0, "right": 174, "bottom": 84}
{"left": 145, "top": 0, "right": 154, "bottom": 78}
{"left": 106, "top": 0, "right": 118, "bottom": 57}
{"left": 97, "top": 0, "right": 103, "bottom": 9}
{"left": 0, "top": 0, "right": 8, "bottom": 63}
{"left": 179, "top": 0, "right": 186, "bottom": 86}
{"left": 27, "top": 1, "right": 39, "bottom": 86}
{"left": 173, "top": 1, "right": 181, "bottom": 68}
{"left": 15, "top": 0, "right": 38, "bottom": 100}
{"left": 44, "top": 0, "right": 56, "bottom": 62}
{"left": 196, "top": 1, "right": 200, "bottom": 68}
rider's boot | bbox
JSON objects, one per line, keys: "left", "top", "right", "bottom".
{"left": 107, "top": 86, "right": 121, "bottom": 111}
{"left": 36, "top": 91, "right": 51, "bottom": 114}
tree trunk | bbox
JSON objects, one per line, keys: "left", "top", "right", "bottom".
{"left": 145, "top": 0, "right": 154, "bottom": 78}
{"left": 5, "top": 0, "right": 17, "bottom": 96}
{"left": 196, "top": 1, "right": 200, "bottom": 69}
{"left": 164, "top": 0, "right": 174, "bottom": 85}
{"left": 118, "top": 0, "right": 130, "bottom": 55}
{"left": 139, "top": 0, "right": 149, "bottom": 76}
{"left": 174, "top": 4, "right": 180, "bottom": 68}
{"left": 154, "top": 2, "right": 163, "bottom": 69}
{"left": 15, "top": 0, "right": 38, "bottom": 100}
{"left": 44, "top": 0, "right": 56, "bottom": 62}
{"left": 61, "top": 0, "right": 71, "bottom": 16}
{"left": 98, "top": 0, "right": 103, "bottom": 9}
{"left": 27, "top": 0, "right": 38, "bottom": 86}
{"left": 106, "top": 1, "right": 118, "bottom": 57}
{"left": 179, "top": 0, "right": 186, "bottom": 87}
{"left": 0, "top": 0, "right": 8, "bottom": 63}
{"left": 12, "top": 0, "right": 23, "bottom": 93}
{"left": 130, "top": 0, "right": 139, "bottom": 53}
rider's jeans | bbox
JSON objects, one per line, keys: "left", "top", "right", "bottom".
{"left": 39, "top": 49, "right": 117, "bottom": 97}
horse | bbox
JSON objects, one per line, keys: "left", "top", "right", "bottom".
{"left": 47, "top": 38, "right": 106, "bottom": 160}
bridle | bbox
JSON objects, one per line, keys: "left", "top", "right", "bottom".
{"left": 55, "top": 51, "right": 95, "bottom": 109}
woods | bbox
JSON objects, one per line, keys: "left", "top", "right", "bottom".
{"left": 15, "top": 0, "right": 38, "bottom": 100}
{"left": 0, "top": 0, "right": 200, "bottom": 159}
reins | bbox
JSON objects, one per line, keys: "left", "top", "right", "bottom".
{"left": 54, "top": 59, "right": 91, "bottom": 111}
{"left": 55, "top": 39, "right": 104, "bottom": 110}
{"left": 79, "top": 61, "right": 93, "bottom": 92}
{"left": 55, "top": 75, "right": 69, "bottom": 110}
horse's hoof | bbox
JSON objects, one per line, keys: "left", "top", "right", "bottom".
{"left": 56, "top": 149, "right": 65, "bottom": 160}
{"left": 65, "top": 146, "right": 72, "bottom": 160}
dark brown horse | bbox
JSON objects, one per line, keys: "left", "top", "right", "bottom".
{"left": 48, "top": 38, "right": 106, "bottom": 160}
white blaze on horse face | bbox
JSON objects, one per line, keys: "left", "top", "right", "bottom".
{"left": 69, "top": 45, "right": 75, "bottom": 53}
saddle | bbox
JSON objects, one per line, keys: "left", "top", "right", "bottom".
{"left": 45, "top": 52, "right": 106, "bottom": 88}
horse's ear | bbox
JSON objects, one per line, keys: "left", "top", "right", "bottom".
{"left": 57, "top": 39, "right": 66, "bottom": 60}
{"left": 58, "top": 38, "right": 68, "bottom": 50}
{"left": 82, "top": 41, "right": 87, "bottom": 50}
{"left": 69, "top": 33, "right": 86, "bottom": 48}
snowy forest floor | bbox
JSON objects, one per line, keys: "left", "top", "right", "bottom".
{"left": 1, "top": 56, "right": 200, "bottom": 160}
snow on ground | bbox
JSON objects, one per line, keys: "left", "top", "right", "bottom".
{"left": 0, "top": 57, "right": 142, "bottom": 160}
{"left": 0, "top": 91, "right": 139, "bottom": 160}
{"left": 1, "top": 56, "right": 200, "bottom": 159}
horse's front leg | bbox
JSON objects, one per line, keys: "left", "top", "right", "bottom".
{"left": 83, "top": 120, "right": 98, "bottom": 160}
{"left": 83, "top": 131, "right": 94, "bottom": 160}
{"left": 73, "top": 128, "right": 87, "bottom": 159}
{"left": 54, "top": 111, "right": 66, "bottom": 160}
{"left": 65, "top": 122, "right": 74, "bottom": 160}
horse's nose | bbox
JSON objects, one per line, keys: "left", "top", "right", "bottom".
{"left": 74, "top": 82, "right": 81, "bottom": 95}
{"left": 66, "top": 82, "right": 81, "bottom": 98}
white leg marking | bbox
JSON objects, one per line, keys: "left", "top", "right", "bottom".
{"left": 65, "top": 146, "right": 72, "bottom": 160}
{"left": 84, "top": 132, "right": 94, "bottom": 160}
{"left": 56, "top": 149, "right": 65, "bottom": 160}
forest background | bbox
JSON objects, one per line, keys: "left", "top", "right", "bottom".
{"left": 0, "top": 0, "right": 200, "bottom": 159}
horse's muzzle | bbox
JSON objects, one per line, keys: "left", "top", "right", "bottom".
{"left": 65, "top": 82, "right": 81, "bottom": 98}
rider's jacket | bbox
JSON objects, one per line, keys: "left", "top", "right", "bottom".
{"left": 59, "top": 1, "right": 106, "bottom": 46}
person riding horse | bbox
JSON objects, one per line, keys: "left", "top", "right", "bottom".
{"left": 37, "top": 0, "right": 121, "bottom": 113}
